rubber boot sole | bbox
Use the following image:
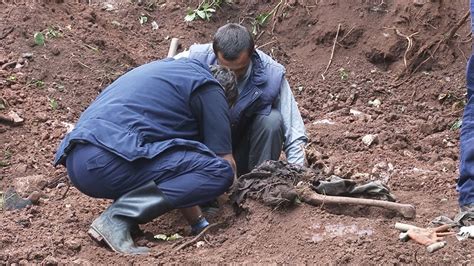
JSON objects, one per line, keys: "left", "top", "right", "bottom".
{"left": 88, "top": 226, "right": 116, "bottom": 251}
{"left": 88, "top": 226, "right": 149, "bottom": 254}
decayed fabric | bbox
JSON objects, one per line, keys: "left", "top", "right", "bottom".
{"left": 311, "top": 175, "right": 396, "bottom": 202}
{"left": 230, "top": 160, "right": 397, "bottom": 208}
{"left": 230, "top": 161, "right": 314, "bottom": 207}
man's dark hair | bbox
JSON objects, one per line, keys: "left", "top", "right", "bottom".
{"left": 209, "top": 65, "right": 238, "bottom": 107}
{"left": 212, "top": 23, "right": 255, "bottom": 61}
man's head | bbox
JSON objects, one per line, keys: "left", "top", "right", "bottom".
{"left": 212, "top": 23, "right": 254, "bottom": 81}
{"left": 209, "top": 65, "right": 238, "bottom": 107}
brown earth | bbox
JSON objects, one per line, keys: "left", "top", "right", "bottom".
{"left": 1, "top": 0, "right": 473, "bottom": 264}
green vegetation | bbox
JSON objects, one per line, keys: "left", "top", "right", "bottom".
{"left": 0, "top": 149, "right": 12, "bottom": 168}
{"left": 6, "top": 75, "right": 16, "bottom": 82}
{"left": 32, "top": 80, "right": 45, "bottom": 88}
{"left": 185, "top": 0, "right": 232, "bottom": 22}
{"left": 451, "top": 118, "right": 462, "bottom": 130}
{"left": 251, "top": 0, "right": 283, "bottom": 35}
{"left": 49, "top": 97, "right": 59, "bottom": 110}
{"left": 251, "top": 12, "right": 272, "bottom": 35}
{"left": 139, "top": 14, "right": 148, "bottom": 25}
{"left": 34, "top": 32, "right": 45, "bottom": 46}
{"left": 339, "top": 68, "right": 349, "bottom": 80}
{"left": 33, "top": 26, "right": 62, "bottom": 46}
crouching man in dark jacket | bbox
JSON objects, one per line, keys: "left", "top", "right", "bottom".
{"left": 54, "top": 58, "right": 237, "bottom": 254}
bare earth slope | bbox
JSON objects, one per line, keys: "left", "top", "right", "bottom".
{"left": 1, "top": 0, "right": 473, "bottom": 264}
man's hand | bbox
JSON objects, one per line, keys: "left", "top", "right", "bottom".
{"left": 220, "top": 153, "right": 237, "bottom": 179}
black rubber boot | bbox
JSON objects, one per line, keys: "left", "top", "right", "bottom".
{"left": 88, "top": 181, "right": 173, "bottom": 254}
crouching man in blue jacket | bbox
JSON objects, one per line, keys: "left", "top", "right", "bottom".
{"left": 54, "top": 58, "right": 237, "bottom": 254}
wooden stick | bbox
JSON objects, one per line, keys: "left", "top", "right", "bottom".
{"left": 321, "top": 23, "right": 341, "bottom": 80}
{"left": 167, "top": 38, "right": 179, "bottom": 58}
{"left": 257, "top": 40, "right": 277, "bottom": 50}
{"left": 174, "top": 223, "right": 219, "bottom": 251}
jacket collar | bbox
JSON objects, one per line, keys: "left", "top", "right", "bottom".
{"left": 250, "top": 51, "right": 266, "bottom": 85}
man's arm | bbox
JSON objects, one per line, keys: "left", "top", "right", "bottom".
{"left": 275, "top": 78, "right": 308, "bottom": 165}
{"left": 190, "top": 84, "right": 234, "bottom": 164}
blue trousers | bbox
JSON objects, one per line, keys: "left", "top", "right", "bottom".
{"left": 65, "top": 143, "right": 233, "bottom": 208}
{"left": 459, "top": 1, "right": 474, "bottom": 207}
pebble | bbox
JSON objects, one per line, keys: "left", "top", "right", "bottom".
{"left": 65, "top": 240, "right": 81, "bottom": 251}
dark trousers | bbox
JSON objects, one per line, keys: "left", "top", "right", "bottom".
{"left": 65, "top": 143, "right": 234, "bottom": 208}
{"left": 234, "top": 109, "right": 284, "bottom": 176}
{"left": 459, "top": 92, "right": 474, "bottom": 207}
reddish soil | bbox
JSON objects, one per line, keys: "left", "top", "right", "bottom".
{"left": 1, "top": 0, "right": 473, "bottom": 264}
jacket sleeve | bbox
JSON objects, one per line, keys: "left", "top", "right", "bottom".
{"left": 173, "top": 50, "right": 190, "bottom": 59}
{"left": 276, "top": 78, "right": 308, "bottom": 165}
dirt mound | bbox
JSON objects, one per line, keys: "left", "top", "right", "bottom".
{"left": 1, "top": 0, "right": 473, "bottom": 264}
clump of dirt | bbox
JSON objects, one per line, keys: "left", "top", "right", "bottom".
{"left": 1, "top": 0, "right": 473, "bottom": 264}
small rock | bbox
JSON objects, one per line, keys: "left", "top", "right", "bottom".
{"left": 151, "top": 21, "right": 159, "bottom": 30}
{"left": 56, "top": 182, "right": 66, "bottom": 189}
{"left": 50, "top": 47, "right": 61, "bottom": 56}
{"left": 362, "top": 134, "right": 378, "bottom": 146}
{"left": 22, "top": 53, "right": 33, "bottom": 59}
{"left": 35, "top": 112, "right": 48, "bottom": 122}
{"left": 413, "top": 0, "right": 428, "bottom": 6}
{"left": 0, "top": 55, "right": 8, "bottom": 64}
{"left": 196, "top": 241, "right": 205, "bottom": 248}
{"left": 13, "top": 174, "right": 45, "bottom": 196}
{"left": 12, "top": 163, "right": 28, "bottom": 175}
{"left": 440, "top": 198, "right": 448, "bottom": 203}
{"left": 6, "top": 110, "right": 24, "bottom": 125}
{"left": 42, "top": 255, "right": 59, "bottom": 265}
{"left": 27, "top": 191, "right": 42, "bottom": 204}
{"left": 368, "top": 99, "right": 381, "bottom": 108}
{"left": 102, "top": 3, "right": 115, "bottom": 11}
{"left": 65, "top": 240, "right": 81, "bottom": 251}
{"left": 73, "top": 259, "right": 91, "bottom": 265}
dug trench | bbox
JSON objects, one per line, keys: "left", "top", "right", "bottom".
{"left": 1, "top": 0, "right": 473, "bottom": 264}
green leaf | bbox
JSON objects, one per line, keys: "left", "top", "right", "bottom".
{"left": 154, "top": 234, "right": 168, "bottom": 240}
{"left": 46, "top": 27, "right": 61, "bottom": 38}
{"left": 451, "top": 118, "right": 462, "bottom": 130}
{"left": 196, "top": 10, "right": 206, "bottom": 19}
{"left": 34, "top": 80, "right": 45, "bottom": 88}
{"left": 168, "top": 233, "right": 183, "bottom": 241}
{"left": 256, "top": 13, "right": 271, "bottom": 25}
{"left": 34, "top": 32, "right": 45, "bottom": 46}
{"left": 251, "top": 23, "right": 258, "bottom": 36}
{"left": 154, "top": 233, "right": 183, "bottom": 241}
{"left": 185, "top": 12, "right": 196, "bottom": 22}
{"left": 49, "top": 98, "right": 59, "bottom": 110}
{"left": 139, "top": 15, "right": 148, "bottom": 25}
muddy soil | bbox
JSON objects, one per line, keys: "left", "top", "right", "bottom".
{"left": 1, "top": 0, "right": 473, "bottom": 264}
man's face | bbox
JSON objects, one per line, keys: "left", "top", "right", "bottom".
{"left": 216, "top": 51, "right": 251, "bottom": 81}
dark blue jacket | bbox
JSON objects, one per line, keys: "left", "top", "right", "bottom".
{"left": 54, "top": 58, "right": 226, "bottom": 165}
{"left": 188, "top": 44, "right": 285, "bottom": 144}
